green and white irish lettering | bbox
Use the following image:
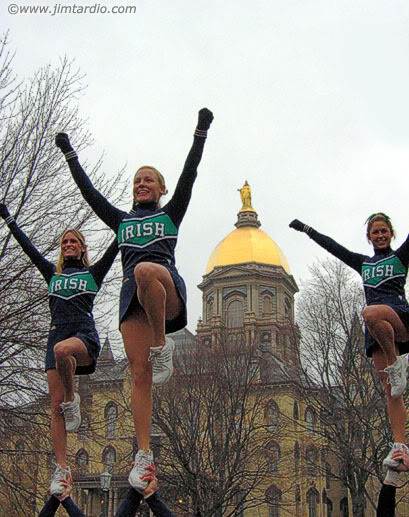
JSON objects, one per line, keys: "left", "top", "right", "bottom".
{"left": 48, "top": 272, "right": 98, "bottom": 299}
{"left": 118, "top": 213, "right": 177, "bottom": 248}
{"left": 361, "top": 256, "right": 406, "bottom": 287}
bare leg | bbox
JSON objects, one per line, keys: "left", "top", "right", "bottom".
{"left": 47, "top": 369, "right": 67, "bottom": 468}
{"left": 373, "top": 349, "right": 407, "bottom": 443}
{"left": 363, "top": 305, "right": 409, "bottom": 366}
{"left": 121, "top": 311, "right": 153, "bottom": 451}
{"left": 123, "top": 263, "right": 182, "bottom": 448}
{"left": 54, "top": 337, "right": 92, "bottom": 402}
{"left": 134, "top": 262, "right": 182, "bottom": 348}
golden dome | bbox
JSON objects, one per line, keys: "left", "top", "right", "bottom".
{"left": 206, "top": 182, "right": 291, "bottom": 275}
{"left": 205, "top": 225, "right": 291, "bottom": 275}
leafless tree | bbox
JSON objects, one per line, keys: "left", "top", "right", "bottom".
{"left": 0, "top": 31, "right": 126, "bottom": 514}
{"left": 296, "top": 258, "right": 396, "bottom": 517}
{"left": 152, "top": 333, "right": 297, "bottom": 517}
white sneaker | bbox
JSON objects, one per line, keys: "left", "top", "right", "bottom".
{"left": 383, "top": 354, "right": 408, "bottom": 398}
{"left": 60, "top": 393, "right": 81, "bottom": 432}
{"left": 383, "top": 443, "right": 408, "bottom": 469}
{"left": 128, "top": 450, "right": 154, "bottom": 491}
{"left": 49, "top": 463, "right": 71, "bottom": 496}
{"left": 149, "top": 339, "right": 175, "bottom": 386}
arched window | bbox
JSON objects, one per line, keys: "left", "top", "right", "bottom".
{"left": 293, "top": 401, "right": 299, "bottom": 420}
{"left": 305, "top": 446, "right": 318, "bottom": 477}
{"left": 306, "top": 488, "right": 319, "bottom": 517}
{"left": 266, "top": 485, "right": 281, "bottom": 517}
{"left": 76, "top": 449, "right": 89, "bottom": 474}
{"left": 227, "top": 300, "right": 244, "bottom": 328}
{"left": 266, "top": 441, "right": 280, "bottom": 473}
{"left": 102, "top": 446, "right": 116, "bottom": 473}
{"left": 105, "top": 402, "right": 118, "bottom": 439}
{"left": 340, "top": 497, "right": 349, "bottom": 517}
{"left": 265, "top": 401, "right": 279, "bottom": 433}
{"left": 305, "top": 407, "right": 315, "bottom": 435}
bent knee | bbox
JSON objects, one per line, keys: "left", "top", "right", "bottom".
{"left": 54, "top": 342, "right": 70, "bottom": 361}
{"left": 134, "top": 262, "right": 165, "bottom": 287}
{"left": 362, "top": 305, "right": 388, "bottom": 325}
{"left": 362, "top": 306, "right": 377, "bottom": 320}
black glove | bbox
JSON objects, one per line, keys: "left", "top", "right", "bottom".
{"left": 197, "top": 108, "right": 214, "bottom": 131}
{"left": 289, "top": 219, "right": 310, "bottom": 233}
{"left": 55, "top": 133, "right": 74, "bottom": 154}
{"left": 0, "top": 203, "right": 10, "bottom": 220}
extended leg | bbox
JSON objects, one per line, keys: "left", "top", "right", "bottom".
{"left": 121, "top": 312, "right": 154, "bottom": 490}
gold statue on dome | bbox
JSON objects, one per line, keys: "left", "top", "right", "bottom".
{"left": 238, "top": 181, "right": 255, "bottom": 212}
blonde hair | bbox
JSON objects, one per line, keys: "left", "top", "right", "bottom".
{"left": 134, "top": 166, "right": 168, "bottom": 196}
{"left": 56, "top": 229, "right": 90, "bottom": 275}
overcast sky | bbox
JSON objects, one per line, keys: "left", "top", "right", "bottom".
{"left": 5, "top": 0, "right": 409, "bottom": 349}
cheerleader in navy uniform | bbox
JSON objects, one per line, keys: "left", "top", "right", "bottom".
{"left": 55, "top": 108, "right": 213, "bottom": 491}
{"left": 290, "top": 214, "right": 409, "bottom": 469}
{"left": 0, "top": 204, "right": 118, "bottom": 495}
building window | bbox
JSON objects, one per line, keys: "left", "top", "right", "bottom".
{"left": 295, "top": 485, "right": 301, "bottom": 514}
{"left": 105, "top": 402, "right": 118, "bottom": 439}
{"left": 305, "top": 446, "right": 318, "bottom": 477}
{"left": 15, "top": 440, "right": 24, "bottom": 462}
{"left": 306, "top": 488, "right": 319, "bottom": 517}
{"left": 207, "top": 297, "right": 214, "bottom": 322}
{"left": 284, "top": 296, "right": 292, "bottom": 321}
{"left": 78, "top": 415, "right": 89, "bottom": 441}
{"left": 340, "top": 497, "right": 349, "bottom": 517}
{"left": 305, "top": 407, "right": 315, "bottom": 434}
{"left": 249, "top": 361, "right": 260, "bottom": 381}
{"left": 266, "top": 485, "right": 281, "bottom": 517}
{"left": 76, "top": 449, "right": 89, "bottom": 474}
{"left": 265, "top": 401, "right": 279, "bottom": 433}
{"left": 266, "top": 441, "right": 280, "bottom": 473}
{"left": 293, "top": 401, "right": 299, "bottom": 420}
{"left": 326, "top": 498, "right": 333, "bottom": 517}
{"left": 102, "top": 446, "right": 116, "bottom": 473}
{"left": 262, "top": 295, "right": 272, "bottom": 315}
{"left": 294, "top": 441, "right": 300, "bottom": 472}
{"left": 227, "top": 300, "right": 244, "bottom": 328}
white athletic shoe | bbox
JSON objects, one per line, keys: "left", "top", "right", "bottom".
{"left": 128, "top": 450, "right": 154, "bottom": 491}
{"left": 49, "top": 463, "right": 71, "bottom": 496}
{"left": 383, "top": 443, "right": 408, "bottom": 469}
{"left": 60, "top": 393, "right": 81, "bottom": 432}
{"left": 383, "top": 354, "right": 408, "bottom": 398}
{"left": 150, "top": 339, "right": 175, "bottom": 386}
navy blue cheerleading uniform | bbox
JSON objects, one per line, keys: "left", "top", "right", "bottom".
{"left": 5, "top": 219, "right": 118, "bottom": 373}
{"left": 307, "top": 229, "right": 409, "bottom": 356}
{"left": 63, "top": 135, "right": 208, "bottom": 332}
